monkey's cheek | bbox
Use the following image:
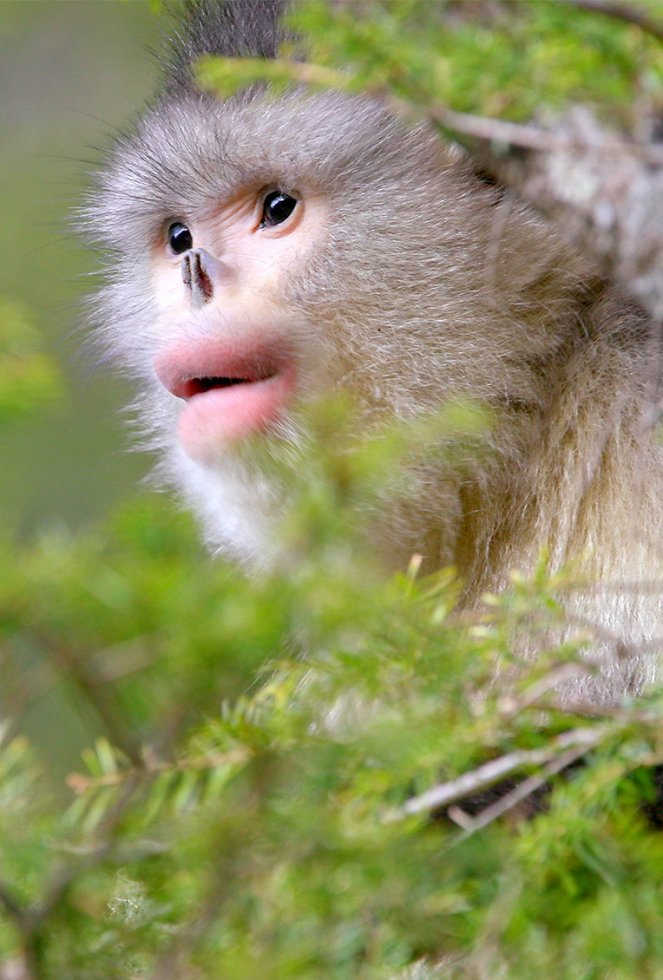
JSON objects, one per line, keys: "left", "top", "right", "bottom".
{"left": 176, "top": 373, "right": 295, "bottom": 464}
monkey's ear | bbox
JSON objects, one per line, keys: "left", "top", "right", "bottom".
{"left": 165, "top": 0, "right": 286, "bottom": 90}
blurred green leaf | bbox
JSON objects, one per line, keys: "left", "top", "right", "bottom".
{"left": 0, "top": 300, "right": 62, "bottom": 426}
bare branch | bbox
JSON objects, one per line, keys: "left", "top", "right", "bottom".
{"left": 430, "top": 105, "right": 663, "bottom": 165}
{"left": 456, "top": 108, "right": 663, "bottom": 321}
{"left": 393, "top": 726, "right": 607, "bottom": 819}
{"left": 203, "top": 57, "right": 663, "bottom": 162}
{"left": 449, "top": 744, "right": 592, "bottom": 833}
{"left": 562, "top": 0, "right": 663, "bottom": 43}
{"left": 0, "top": 883, "right": 27, "bottom": 927}
{"left": 0, "top": 882, "right": 39, "bottom": 980}
{"left": 29, "top": 628, "right": 142, "bottom": 765}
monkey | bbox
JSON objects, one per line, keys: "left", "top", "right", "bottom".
{"left": 84, "top": 0, "right": 661, "bottom": 705}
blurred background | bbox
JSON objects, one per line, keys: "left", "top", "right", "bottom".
{"left": 0, "top": 0, "right": 164, "bottom": 538}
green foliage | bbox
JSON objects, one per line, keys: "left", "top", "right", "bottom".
{"left": 291, "top": 0, "right": 663, "bottom": 122}
{"left": 1, "top": 409, "right": 662, "bottom": 978}
{"left": 200, "top": 1, "right": 662, "bottom": 128}
{"left": 0, "top": 300, "right": 61, "bottom": 427}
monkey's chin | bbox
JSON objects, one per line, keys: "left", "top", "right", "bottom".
{"left": 176, "top": 371, "right": 295, "bottom": 464}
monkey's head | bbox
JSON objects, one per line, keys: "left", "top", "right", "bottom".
{"left": 85, "top": 0, "right": 578, "bottom": 567}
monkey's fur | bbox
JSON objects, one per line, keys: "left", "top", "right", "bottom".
{"left": 86, "top": 0, "right": 661, "bottom": 704}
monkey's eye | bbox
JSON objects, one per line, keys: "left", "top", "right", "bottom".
{"left": 261, "top": 191, "right": 297, "bottom": 228}
{"left": 167, "top": 222, "right": 193, "bottom": 255}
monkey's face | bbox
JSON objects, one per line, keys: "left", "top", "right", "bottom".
{"left": 148, "top": 184, "right": 327, "bottom": 464}
{"left": 87, "top": 89, "right": 525, "bottom": 562}
{"left": 90, "top": 91, "right": 461, "bottom": 469}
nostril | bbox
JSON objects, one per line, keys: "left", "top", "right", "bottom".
{"left": 181, "top": 253, "right": 192, "bottom": 288}
{"left": 181, "top": 248, "right": 214, "bottom": 308}
{"left": 193, "top": 252, "right": 213, "bottom": 301}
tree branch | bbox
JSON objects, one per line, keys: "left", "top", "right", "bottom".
{"left": 449, "top": 107, "right": 663, "bottom": 321}
{"left": 447, "top": 744, "right": 592, "bottom": 833}
{"left": 429, "top": 105, "right": 663, "bottom": 165}
{"left": 392, "top": 725, "right": 607, "bottom": 819}
{"left": 30, "top": 628, "right": 142, "bottom": 766}
{"left": 563, "top": 0, "right": 663, "bottom": 43}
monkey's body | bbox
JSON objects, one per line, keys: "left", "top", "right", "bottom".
{"left": 87, "top": 0, "right": 661, "bottom": 702}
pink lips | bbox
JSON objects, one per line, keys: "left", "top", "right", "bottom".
{"left": 154, "top": 336, "right": 295, "bottom": 462}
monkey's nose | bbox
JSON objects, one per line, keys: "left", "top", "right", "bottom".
{"left": 181, "top": 248, "right": 219, "bottom": 309}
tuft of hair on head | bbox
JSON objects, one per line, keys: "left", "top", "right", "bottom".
{"left": 164, "top": 0, "right": 287, "bottom": 91}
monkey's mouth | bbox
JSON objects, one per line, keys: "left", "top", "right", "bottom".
{"left": 177, "top": 375, "right": 268, "bottom": 398}
{"left": 154, "top": 339, "right": 295, "bottom": 462}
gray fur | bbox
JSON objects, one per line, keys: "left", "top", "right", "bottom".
{"left": 164, "top": 0, "right": 285, "bottom": 90}
{"left": 84, "top": 0, "right": 662, "bottom": 705}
